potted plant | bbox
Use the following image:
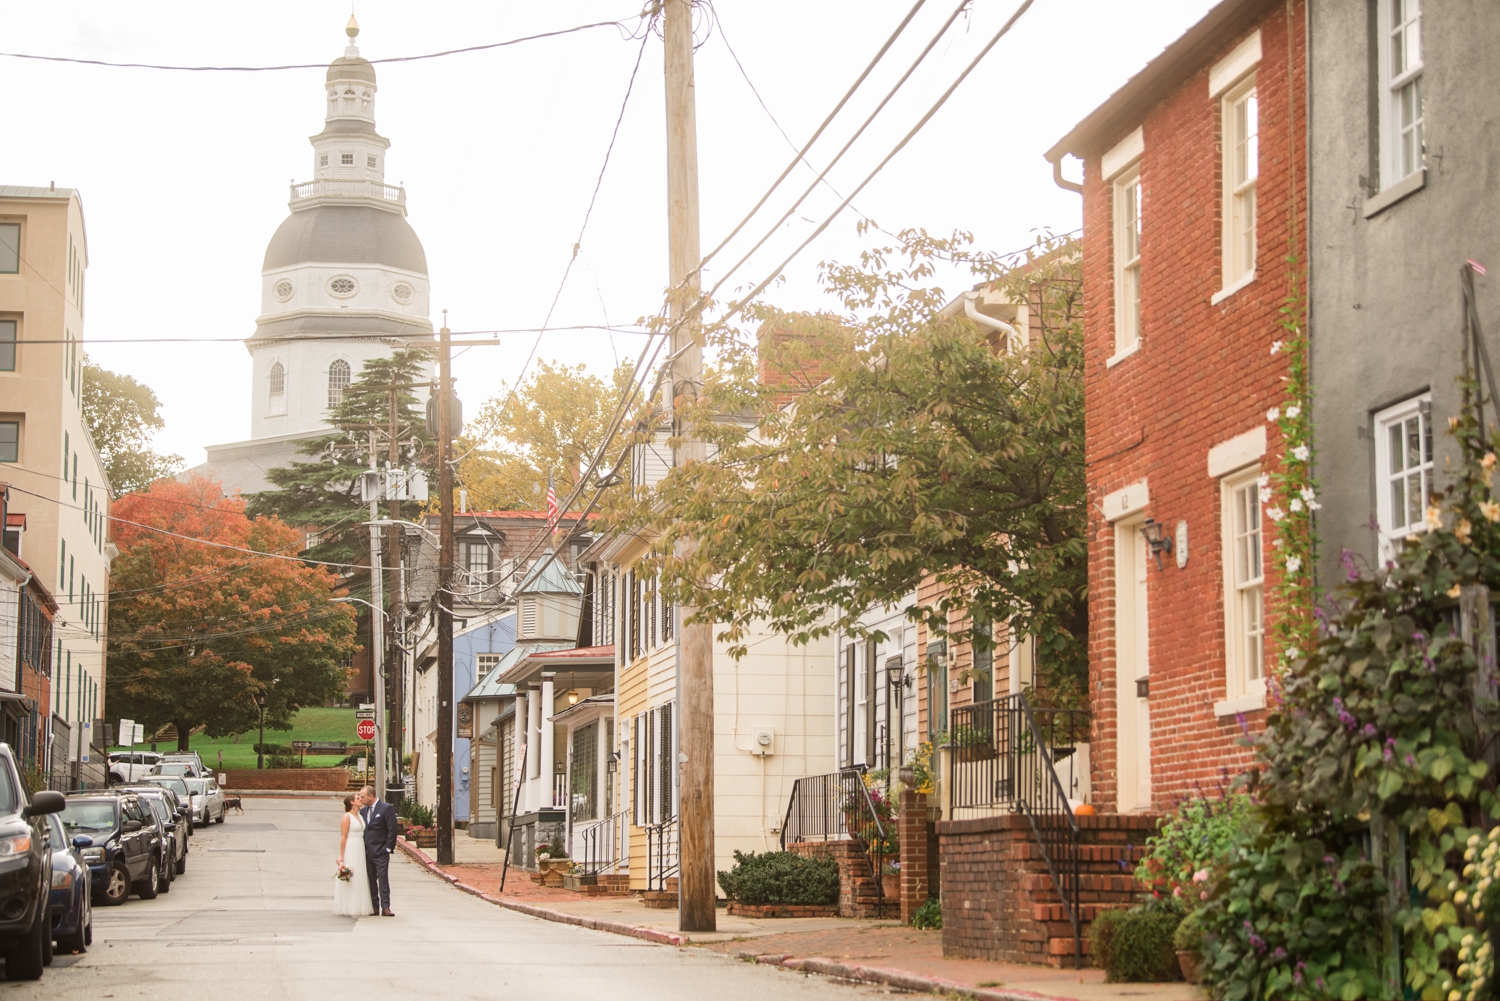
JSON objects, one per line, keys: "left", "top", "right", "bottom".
{"left": 950, "top": 723, "right": 995, "bottom": 762}
{"left": 1173, "top": 908, "right": 1205, "bottom": 984}
{"left": 881, "top": 860, "right": 901, "bottom": 901}
{"left": 408, "top": 824, "right": 437, "bottom": 848}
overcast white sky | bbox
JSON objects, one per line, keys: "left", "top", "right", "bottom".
{"left": 0, "top": 1, "right": 1217, "bottom": 466}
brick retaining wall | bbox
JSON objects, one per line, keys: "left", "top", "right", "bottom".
{"left": 223, "top": 768, "right": 349, "bottom": 791}
{"left": 789, "top": 840, "right": 887, "bottom": 919}
{"left": 937, "top": 812, "right": 1158, "bottom": 967}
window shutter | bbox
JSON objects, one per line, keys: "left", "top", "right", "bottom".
{"left": 646, "top": 708, "right": 658, "bottom": 825}
{"left": 660, "top": 701, "right": 674, "bottom": 821}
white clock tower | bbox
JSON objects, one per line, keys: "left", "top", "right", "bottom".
{"left": 194, "top": 17, "right": 434, "bottom": 495}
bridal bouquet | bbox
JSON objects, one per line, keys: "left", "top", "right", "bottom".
{"left": 335, "top": 864, "right": 353, "bottom": 882}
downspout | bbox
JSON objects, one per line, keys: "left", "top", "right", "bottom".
{"left": 1047, "top": 152, "right": 1083, "bottom": 194}
{"left": 963, "top": 291, "right": 1020, "bottom": 351}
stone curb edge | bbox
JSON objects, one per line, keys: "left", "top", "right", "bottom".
{"left": 395, "top": 840, "right": 1077, "bottom": 1001}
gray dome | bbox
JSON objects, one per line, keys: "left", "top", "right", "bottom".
{"left": 263, "top": 205, "right": 427, "bottom": 274}
{"left": 327, "top": 55, "right": 376, "bottom": 85}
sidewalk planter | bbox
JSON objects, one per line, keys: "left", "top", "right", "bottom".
{"left": 1177, "top": 950, "right": 1204, "bottom": 984}
{"left": 538, "top": 857, "right": 571, "bottom": 887}
{"left": 881, "top": 874, "right": 900, "bottom": 901}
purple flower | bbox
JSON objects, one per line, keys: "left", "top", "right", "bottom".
{"left": 1273, "top": 946, "right": 1287, "bottom": 961}
{"left": 1406, "top": 754, "right": 1417, "bottom": 767}
{"left": 1363, "top": 722, "right": 1378, "bottom": 737}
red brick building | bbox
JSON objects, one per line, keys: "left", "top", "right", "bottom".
{"left": 1045, "top": 0, "right": 1306, "bottom": 812}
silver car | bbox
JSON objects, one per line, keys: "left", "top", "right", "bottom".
{"left": 182, "top": 777, "right": 225, "bottom": 825}
{"left": 140, "top": 776, "right": 194, "bottom": 835}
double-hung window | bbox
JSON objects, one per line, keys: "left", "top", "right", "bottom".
{"left": 466, "top": 541, "right": 491, "bottom": 577}
{"left": 1113, "top": 170, "right": 1142, "bottom": 355}
{"left": 0, "top": 421, "right": 17, "bottom": 463}
{"left": 268, "top": 362, "right": 286, "bottom": 416}
{"left": 0, "top": 319, "right": 15, "bottom": 371}
{"left": 1223, "top": 81, "right": 1258, "bottom": 288}
{"left": 1221, "top": 468, "right": 1264, "bottom": 703}
{"left": 1374, "top": 394, "right": 1433, "bottom": 559}
{"left": 1379, "top": 0, "right": 1424, "bottom": 186}
{"left": 476, "top": 653, "right": 501, "bottom": 681}
{"left": 0, "top": 224, "right": 17, "bottom": 274}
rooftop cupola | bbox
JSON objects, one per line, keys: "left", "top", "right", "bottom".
{"left": 325, "top": 17, "right": 378, "bottom": 128}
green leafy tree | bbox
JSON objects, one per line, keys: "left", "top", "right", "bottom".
{"left": 612, "top": 230, "right": 1087, "bottom": 700}
{"left": 461, "top": 359, "right": 634, "bottom": 512}
{"left": 108, "top": 476, "right": 358, "bottom": 749}
{"left": 82, "top": 358, "right": 183, "bottom": 497}
{"left": 248, "top": 348, "right": 433, "bottom": 566}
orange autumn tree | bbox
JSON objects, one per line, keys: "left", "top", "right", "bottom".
{"left": 107, "top": 475, "right": 358, "bottom": 750}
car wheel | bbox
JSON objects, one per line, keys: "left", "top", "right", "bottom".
{"left": 216, "top": 808, "right": 225, "bottom": 824}
{"left": 4, "top": 907, "right": 47, "bottom": 980}
{"left": 133, "top": 858, "right": 159, "bottom": 900}
{"left": 175, "top": 848, "right": 186, "bottom": 875}
{"left": 58, "top": 895, "right": 87, "bottom": 954}
{"left": 41, "top": 923, "right": 52, "bottom": 967}
{"left": 159, "top": 854, "right": 173, "bottom": 893}
{"left": 100, "top": 863, "right": 130, "bottom": 907}
{"left": 83, "top": 902, "right": 92, "bottom": 946}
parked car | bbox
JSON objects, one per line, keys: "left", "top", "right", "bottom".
{"left": 121, "top": 789, "right": 182, "bottom": 888}
{"left": 45, "top": 814, "right": 90, "bottom": 955}
{"left": 60, "top": 792, "right": 165, "bottom": 906}
{"left": 139, "top": 776, "right": 194, "bottom": 835}
{"left": 182, "top": 776, "right": 226, "bottom": 825}
{"left": 0, "top": 743, "right": 66, "bottom": 980}
{"left": 106, "top": 752, "right": 163, "bottom": 785}
{"left": 150, "top": 761, "right": 202, "bottom": 779}
{"left": 121, "top": 787, "right": 186, "bottom": 879}
{"left": 160, "top": 752, "right": 207, "bottom": 776}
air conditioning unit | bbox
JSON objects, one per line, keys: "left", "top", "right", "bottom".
{"left": 750, "top": 728, "right": 775, "bottom": 756}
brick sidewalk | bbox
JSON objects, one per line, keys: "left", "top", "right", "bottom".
{"left": 398, "top": 840, "right": 1204, "bottom": 1001}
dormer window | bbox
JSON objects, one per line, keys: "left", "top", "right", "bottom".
{"left": 341, "top": 153, "right": 354, "bottom": 166}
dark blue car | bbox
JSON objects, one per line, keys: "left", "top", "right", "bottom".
{"left": 46, "top": 814, "right": 90, "bottom": 955}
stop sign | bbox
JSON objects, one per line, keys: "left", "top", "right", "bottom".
{"left": 357, "top": 719, "right": 376, "bottom": 742}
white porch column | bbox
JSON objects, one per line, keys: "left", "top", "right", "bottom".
{"left": 517, "top": 688, "right": 531, "bottom": 812}
{"left": 540, "top": 673, "right": 556, "bottom": 808}
{"left": 596, "top": 716, "right": 609, "bottom": 820}
{"left": 527, "top": 685, "right": 542, "bottom": 811}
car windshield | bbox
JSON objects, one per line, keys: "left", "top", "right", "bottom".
{"left": 46, "top": 815, "right": 66, "bottom": 850}
{"left": 183, "top": 778, "right": 206, "bottom": 795}
{"left": 156, "top": 763, "right": 193, "bottom": 776}
{"left": 145, "top": 777, "right": 189, "bottom": 797}
{"left": 60, "top": 800, "right": 117, "bottom": 833}
{"left": 138, "top": 796, "right": 168, "bottom": 825}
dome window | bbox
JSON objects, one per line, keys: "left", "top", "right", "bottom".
{"left": 391, "top": 283, "right": 414, "bottom": 304}
{"left": 268, "top": 362, "right": 287, "bottom": 416}
{"left": 328, "top": 276, "right": 358, "bottom": 297}
{"left": 367, "top": 155, "right": 378, "bottom": 168}
{"left": 320, "top": 154, "right": 329, "bottom": 167}
{"left": 273, "top": 280, "right": 294, "bottom": 302}
{"left": 328, "top": 359, "right": 351, "bottom": 408}
{"left": 341, "top": 153, "right": 354, "bottom": 166}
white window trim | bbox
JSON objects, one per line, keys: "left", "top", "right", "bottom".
{"left": 1219, "top": 465, "right": 1266, "bottom": 708}
{"left": 1208, "top": 30, "right": 1262, "bottom": 98}
{"left": 1113, "top": 167, "right": 1143, "bottom": 357}
{"left": 1376, "top": 0, "right": 1424, "bottom": 190}
{"left": 1374, "top": 393, "right": 1434, "bottom": 562}
{"left": 1102, "top": 479, "right": 1149, "bottom": 523}
{"left": 1220, "top": 75, "right": 1259, "bottom": 294}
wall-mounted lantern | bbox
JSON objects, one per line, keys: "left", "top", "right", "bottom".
{"left": 1140, "top": 518, "right": 1174, "bottom": 570}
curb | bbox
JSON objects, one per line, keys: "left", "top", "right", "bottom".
{"left": 396, "top": 840, "right": 1078, "bottom": 1001}
{"left": 224, "top": 789, "right": 348, "bottom": 798}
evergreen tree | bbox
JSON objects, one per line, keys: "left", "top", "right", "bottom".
{"left": 247, "top": 348, "right": 434, "bottom": 567}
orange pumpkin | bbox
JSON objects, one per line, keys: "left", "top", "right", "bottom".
{"left": 1074, "top": 803, "right": 1096, "bottom": 816}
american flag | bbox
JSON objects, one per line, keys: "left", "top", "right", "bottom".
{"left": 545, "top": 470, "right": 559, "bottom": 533}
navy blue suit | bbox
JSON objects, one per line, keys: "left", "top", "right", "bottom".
{"left": 362, "top": 800, "right": 397, "bottom": 912}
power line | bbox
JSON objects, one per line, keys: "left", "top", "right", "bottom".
{"left": 0, "top": 16, "right": 643, "bottom": 72}
{"left": 14, "top": 325, "right": 652, "bottom": 347}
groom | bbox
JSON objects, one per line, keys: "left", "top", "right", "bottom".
{"left": 359, "top": 786, "right": 397, "bottom": 916}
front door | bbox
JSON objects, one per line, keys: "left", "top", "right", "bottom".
{"left": 1114, "top": 521, "right": 1152, "bottom": 812}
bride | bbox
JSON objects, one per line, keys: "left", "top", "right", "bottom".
{"left": 334, "top": 794, "right": 374, "bottom": 916}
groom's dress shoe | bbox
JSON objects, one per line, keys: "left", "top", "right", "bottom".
{"left": 382, "top": 910, "right": 395, "bottom": 917}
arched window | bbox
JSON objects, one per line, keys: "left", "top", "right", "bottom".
{"left": 268, "top": 362, "right": 286, "bottom": 416}
{"left": 328, "top": 359, "right": 351, "bottom": 408}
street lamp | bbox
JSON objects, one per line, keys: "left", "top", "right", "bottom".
{"left": 254, "top": 689, "right": 268, "bottom": 770}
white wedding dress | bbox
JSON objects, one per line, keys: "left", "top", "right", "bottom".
{"left": 333, "top": 813, "right": 374, "bottom": 916}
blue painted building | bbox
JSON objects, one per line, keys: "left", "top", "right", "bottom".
{"left": 443, "top": 611, "right": 515, "bottom": 821}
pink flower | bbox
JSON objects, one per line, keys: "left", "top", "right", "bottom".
{"left": 1200, "top": 891, "right": 1209, "bottom": 901}
{"left": 1193, "top": 869, "right": 1210, "bottom": 883}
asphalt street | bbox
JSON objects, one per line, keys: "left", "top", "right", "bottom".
{"left": 22, "top": 797, "right": 897, "bottom": 1000}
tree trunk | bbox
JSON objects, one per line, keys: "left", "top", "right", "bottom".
{"left": 177, "top": 722, "right": 191, "bottom": 752}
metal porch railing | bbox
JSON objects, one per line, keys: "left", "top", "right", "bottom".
{"left": 780, "top": 768, "right": 891, "bottom": 916}
{"left": 576, "top": 815, "right": 621, "bottom": 876}
{"left": 950, "top": 693, "right": 1090, "bottom": 969}
{"left": 646, "top": 818, "right": 678, "bottom": 892}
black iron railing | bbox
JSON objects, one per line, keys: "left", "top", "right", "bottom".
{"left": 780, "top": 768, "right": 892, "bottom": 916}
{"left": 646, "top": 818, "right": 678, "bottom": 891}
{"left": 576, "top": 815, "right": 621, "bottom": 877}
{"left": 950, "top": 693, "right": 1090, "bottom": 969}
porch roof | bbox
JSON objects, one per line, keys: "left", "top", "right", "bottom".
{"left": 495, "top": 644, "right": 615, "bottom": 689}
{"left": 460, "top": 640, "right": 573, "bottom": 701}
{"left": 547, "top": 693, "right": 614, "bottom": 726}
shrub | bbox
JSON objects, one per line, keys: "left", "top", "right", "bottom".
{"left": 1089, "top": 907, "right": 1182, "bottom": 983}
{"left": 402, "top": 802, "right": 433, "bottom": 828}
{"left": 253, "top": 742, "right": 294, "bottom": 755}
{"left": 911, "top": 896, "right": 942, "bottom": 930}
{"left": 1136, "top": 790, "right": 1252, "bottom": 906}
{"left": 716, "top": 850, "right": 839, "bottom": 906}
{"left": 1173, "top": 908, "right": 1205, "bottom": 954}
{"left": 267, "top": 754, "right": 304, "bottom": 769}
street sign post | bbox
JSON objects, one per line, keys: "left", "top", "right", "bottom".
{"left": 291, "top": 739, "right": 312, "bottom": 765}
{"left": 356, "top": 719, "right": 377, "bottom": 742}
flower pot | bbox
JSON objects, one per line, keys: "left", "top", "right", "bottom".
{"left": 881, "top": 874, "right": 900, "bottom": 900}
{"left": 956, "top": 744, "right": 996, "bottom": 763}
{"left": 1177, "top": 950, "right": 1204, "bottom": 984}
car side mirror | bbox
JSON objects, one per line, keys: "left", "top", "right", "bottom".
{"left": 23, "top": 791, "right": 65, "bottom": 819}
{"left": 122, "top": 820, "right": 142, "bottom": 833}
{"left": 72, "top": 835, "right": 91, "bottom": 850}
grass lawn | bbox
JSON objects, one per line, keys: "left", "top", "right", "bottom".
{"left": 111, "top": 707, "right": 370, "bottom": 771}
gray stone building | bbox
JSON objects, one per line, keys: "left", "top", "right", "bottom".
{"left": 1310, "top": 0, "right": 1500, "bottom": 581}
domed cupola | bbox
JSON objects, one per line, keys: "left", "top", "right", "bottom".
{"left": 246, "top": 16, "right": 433, "bottom": 439}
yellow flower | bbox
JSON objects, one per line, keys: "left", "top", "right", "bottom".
{"left": 1449, "top": 584, "right": 1464, "bottom": 598}
{"left": 1482, "top": 500, "right": 1500, "bottom": 523}
{"left": 1484, "top": 453, "right": 1497, "bottom": 471}
{"left": 1426, "top": 505, "right": 1445, "bottom": 531}
{"left": 1457, "top": 519, "right": 1474, "bottom": 544}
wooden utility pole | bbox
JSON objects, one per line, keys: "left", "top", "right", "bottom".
{"left": 664, "top": 0, "right": 715, "bottom": 932}
{"left": 436, "top": 324, "right": 456, "bottom": 865}
{"left": 387, "top": 385, "right": 404, "bottom": 795}
{"left": 368, "top": 430, "right": 386, "bottom": 799}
